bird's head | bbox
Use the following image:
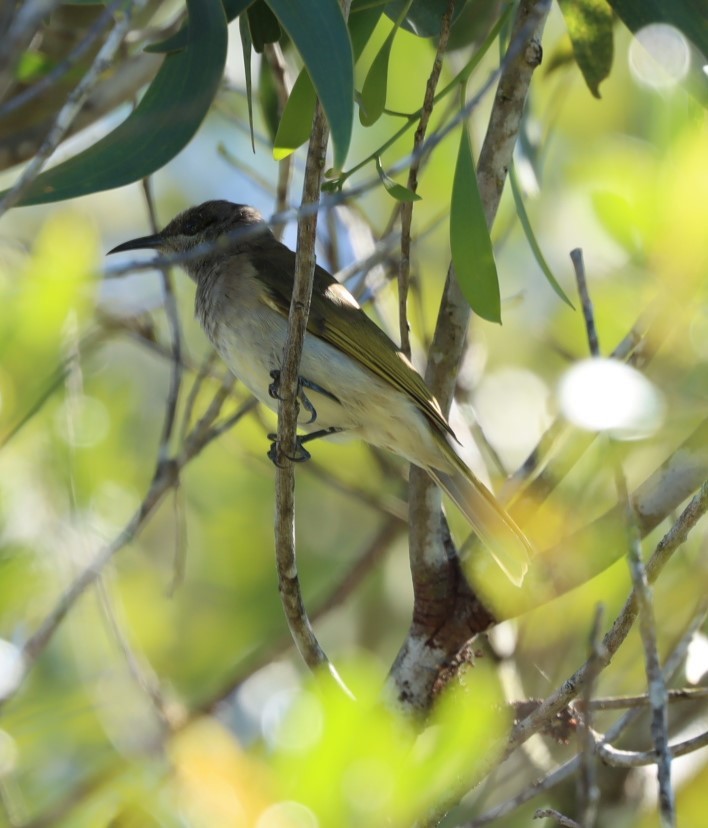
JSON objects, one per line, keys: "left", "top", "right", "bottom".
{"left": 107, "top": 200, "right": 270, "bottom": 260}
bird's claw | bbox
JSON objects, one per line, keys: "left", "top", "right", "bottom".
{"left": 267, "top": 433, "right": 312, "bottom": 466}
{"left": 267, "top": 370, "right": 318, "bottom": 425}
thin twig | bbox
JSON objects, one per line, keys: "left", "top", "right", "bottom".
{"left": 570, "top": 248, "right": 599, "bottom": 356}
{"left": 0, "top": 0, "right": 125, "bottom": 117}
{"left": 466, "top": 605, "right": 707, "bottom": 827}
{"left": 504, "top": 486, "right": 708, "bottom": 762}
{"left": 573, "top": 247, "right": 675, "bottom": 827}
{"left": 577, "top": 604, "right": 605, "bottom": 828}
{"left": 0, "top": 391, "right": 254, "bottom": 709}
{"left": 596, "top": 728, "right": 708, "bottom": 768}
{"left": 397, "top": 0, "right": 455, "bottom": 358}
{"left": 0, "top": 1, "right": 146, "bottom": 217}
{"left": 271, "top": 0, "right": 353, "bottom": 695}
{"left": 533, "top": 809, "right": 581, "bottom": 828}
{"left": 263, "top": 41, "right": 294, "bottom": 236}
{"left": 615, "top": 468, "right": 675, "bottom": 826}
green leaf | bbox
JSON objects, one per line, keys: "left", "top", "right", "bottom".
{"left": 509, "top": 164, "right": 574, "bottom": 307}
{"left": 146, "top": 0, "right": 253, "bottom": 54}
{"left": 359, "top": 28, "right": 395, "bottom": 126}
{"left": 265, "top": 0, "right": 354, "bottom": 169}
{"left": 247, "top": 0, "right": 281, "bottom": 52}
{"left": 349, "top": 0, "right": 385, "bottom": 60}
{"left": 384, "top": 0, "right": 470, "bottom": 38}
{"left": 273, "top": 67, "right": 317, "bottom": 160}
{"left": 239, "top": 14, "right": 256, "bottom": 152}
{"left": 450, "top": 126, "right": 500, "bottom": 323}
{"left": 557, "top": 0, "right": 614, "bottom": 98}
{"left": 375, "top": 156, "right": 421, "bottom": 202}
{"left": 8, "top": 0, "right": 228, "bottom": 206}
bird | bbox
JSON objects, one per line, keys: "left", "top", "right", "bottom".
{"left": 108, "top": 200, "right": 532, "bottom": 585}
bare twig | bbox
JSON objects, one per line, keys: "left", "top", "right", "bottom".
{"left": 596, "top": 728, "right": 708, "bottom": 768}
{"left": 0, "top": 1, "right": 146, "bottom": 217}
{"left": 0, "top": 0, "right": 124, "bottom": 117}
{"left": 615, "top": 468, "right": 675, "bottom": 826}
{"left": 272, "top": 0, "right": 353, "bottom": 695}
{"left": 533, "top": 808, "right": 581, "bottom": 828}
{"left": 577, "top": 605, "right": 605, "bottom": 828}
{"left": 0, "top": 392, "right": 255, "bottom": 709}
{"left": 573, "top": 246, "right": 675, "bottom": 827}
{"left": 263, "top": 42, "right": 294, "bottom": 235}
{"left": 389, "top": 0, "right": 552, "bottom": 717}
{"left": 466, "top": 605, "right": 707, "bottom": 828}
{"left": 505, "top": 486, "right": 708, "bottom": 760}
{"left": 571, "top": 248, "right": 599, "bottom": 357}
{"left": 397, "top": 0, "right": 455, "bottom": 358}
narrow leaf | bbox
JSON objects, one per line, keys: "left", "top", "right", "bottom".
{"left": 247, "top": 0, "right": 281, "bottom": 53}
{"left": 8, "top": 0, "right": 228, "bottom": 206}
{"left": 557, "top": 0, "right": 614, "bottom": 98}
{"left": 509, "top": 164, "right": 574, "bottom": 307}
{"left": 349, "top": 1, "right": 385, "bottom": 60}
{"left": 273, "top": 67, "right": 317, "bottom": 160}
{"left": 266, "top": 0, "right": 354, "bottom": 168}
{"left": 450, "top": 126, "right": 500, "bottom": 323}
{"left": 239, "top": 15, "right": 256, "bottom": 152}
{"left": 375, "top": 156, "right": 421, "bottom": 202}
{"left": 359, "top": 30, "right": 395, "bottom": 126}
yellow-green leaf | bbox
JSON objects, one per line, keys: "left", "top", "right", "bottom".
{"left": 273, "top": 68, "right": 317, "bottom": 160}
{"left": 375, "top": 156, "right": 421, "bottom": 202}
{"left": 557, "top": 0, "right": 614, "bottom": 98}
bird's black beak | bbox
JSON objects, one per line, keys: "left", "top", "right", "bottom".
{"left": 107, "top": 234, "right": 163, "bottom": 255}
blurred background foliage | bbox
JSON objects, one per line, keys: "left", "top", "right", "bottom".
{"left": 0, "top": 1, "right": 706, "bottom": 826}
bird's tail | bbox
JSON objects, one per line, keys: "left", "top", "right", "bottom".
{"left": 426, "top": 451, "right": 532, "bottom": 587}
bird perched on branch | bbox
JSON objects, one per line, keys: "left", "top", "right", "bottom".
{"left": 109, "top": 200, "right": 532, "bottom": 585}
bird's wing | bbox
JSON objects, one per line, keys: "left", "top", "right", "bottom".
{"left": 251, "top": 247, "right": 455, "bottom": 441}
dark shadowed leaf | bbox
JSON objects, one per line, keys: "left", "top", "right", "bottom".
{"left": 450, "top": 125, "right": 500, "bottom": 323}
{"left": 247, "top": 0, "right": 281, "bottom": 52}
{"left": 8, "top": 0, "right": 228, "bottom": 206}
{"left": 557, "top": 0, "right": 614, "bottom": 98}
{"left": 239, "top": 15, "right": 256, "bottom": 152}
{"left": 266, "top": 0, "right": 354, "bottom": 168}
{"left": 608, "top": 0, "right": 707, "bottom": 57}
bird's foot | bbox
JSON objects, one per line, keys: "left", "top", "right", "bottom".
{"left": 266, "top": 427, "right": 345, "bottom": 467}
{"left": 268, "top": 370, "right": 340, "bottom": 426}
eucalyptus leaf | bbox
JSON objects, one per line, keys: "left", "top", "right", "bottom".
{"left": 247, "top": 0, "right": 281, "bottom": 52}
{"left": 273, "top": 68, "right": 317, "bottom": 160}
{"left": 265, "top": 0, "right": 354, "bottom": 168}
{"left": 359, "top": 31, "right": 395, "bottom": 126}
{"left": 450, "top": 126, "right": 500, "bottom": 323}
{"left": 509, "top": 164, "right": 574, "bottom": 307}
{"left": 239, "top": 14, "right": 256, "bottom": 152}
{"left": 557, "top": 0, "right": 614, "bottom": 98}
{"left": 375, "top": 156, "right": 421, "bottom": 202}
{"left": 7, "top": 0, "right": 228, "bottom": 206}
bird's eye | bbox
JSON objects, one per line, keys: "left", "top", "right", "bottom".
{"left": 182, "top": 220, "right": 199, "bottom": 235}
